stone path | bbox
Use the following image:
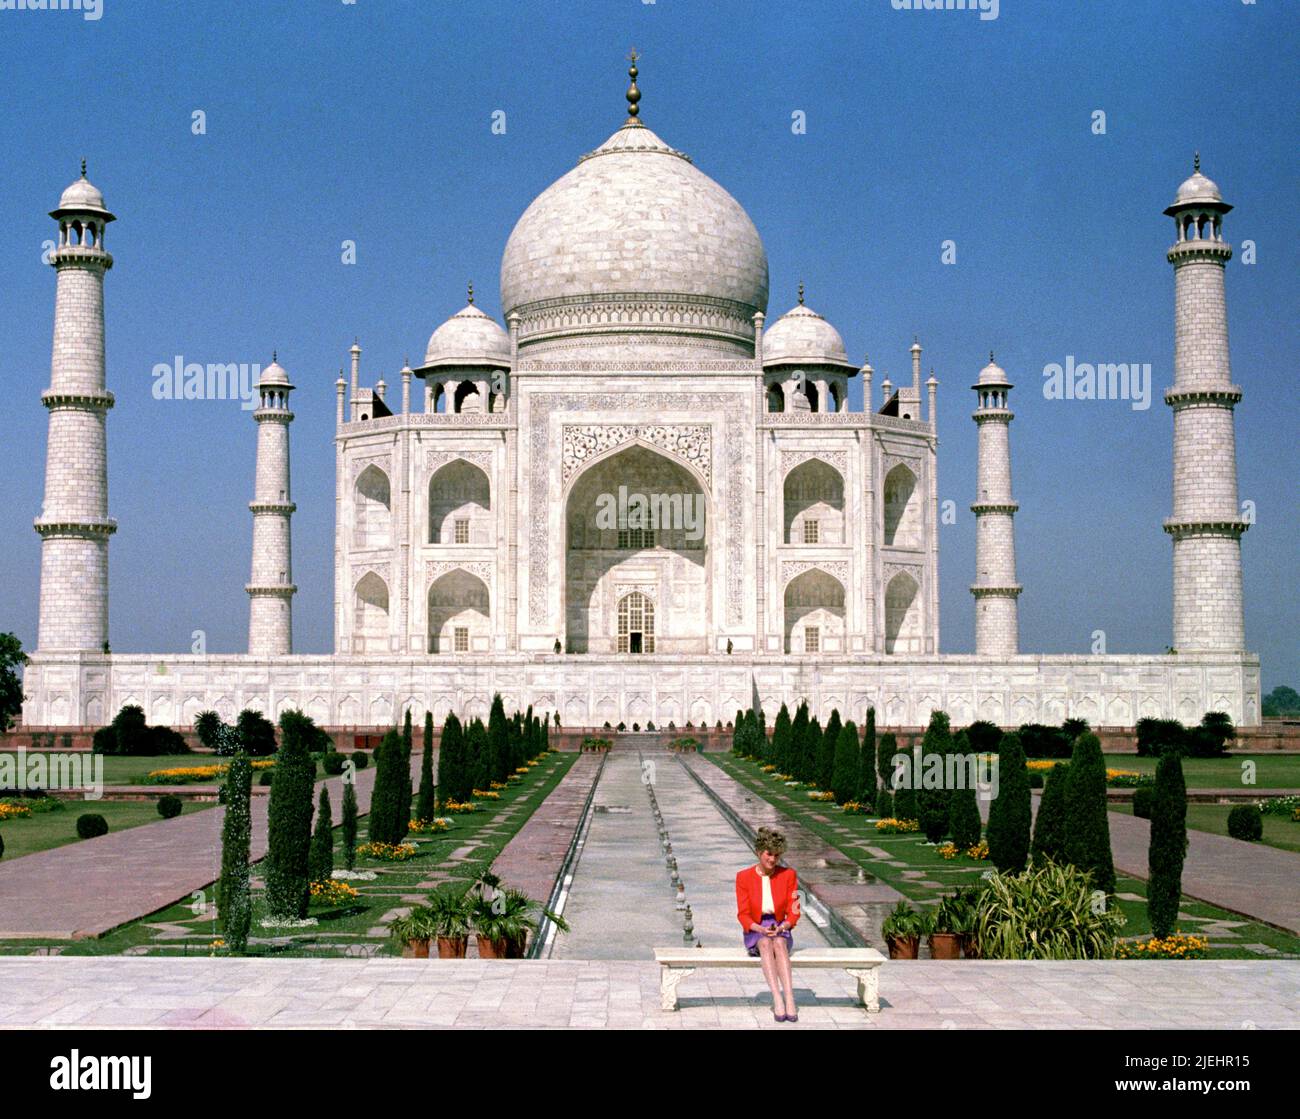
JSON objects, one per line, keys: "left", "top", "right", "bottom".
{"left": 0, "top": 956, "right": 1293, "bottom": 1029}
{"left": 0, "top": 767, "right": 380, "bottom": 940}
{"left": 1105, "top": 809, "right": 1300, "bottom": 935}
{"left": 551, "top": 749, "right": 832, "bottom": 959}
{"left": 683, "top": 754, "right": 906, "bottom": 946}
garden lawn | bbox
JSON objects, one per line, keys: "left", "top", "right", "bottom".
{"left": 708, "top": 752, "right": 1300, "bottom": 960}
{"left": 1091, "top": 754, "right": 1300, "bottom": 790}
{"left": 1, "top": 752, "right": 204, "bottom": 787}
{"left": 1112, "top": 802, "right": 1300, "bottom": 855}
{"left": 0, "top": 799, "right": 210, "bottom": 860}
{"left": 0, "top": 751, "right": 575, "bottom": 958}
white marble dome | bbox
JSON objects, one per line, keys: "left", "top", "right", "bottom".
{"left": 499, "top": 120, "right": 769, "bottom": 358}
{"left": 975, "top": 354, "right": 1011, "bottom": 387}
{"left": 258, "top": 357, "right": 292, "bottom": 387}
{"left": 52, "top": 170, "right": 113, "bottom": 218}
{"left": 762, "top": 300, "right": 854, "bottom": 370}
{"left": 423, "top": 302, "right": 511, "bottom": 369}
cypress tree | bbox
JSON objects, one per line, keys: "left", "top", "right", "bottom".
{"left": 771, "top": 703, "right": 792, "bottom": 773}
{"left": 986, "top": 730, "right": 1031, "bottom": 874}
{"left": 949, "top": 783, "right": 982, "bottom": 849}
{"left": 1064, "top": 732, "right": 1115, "bottom": 895}
{"left": 341, "top": 778, "right": 358, "bottom": 870}
{"left": 438, "top": 713, "right": 464, "bottom": 802}
{"left": 488, "top": 694, "right": 509, "bottom": 784}
{"left": 878, "top": 730, "right": 898, "bottom": 792}
{"left": 790, "top": 701, "right": 809, "bottom": 779}
{"left": 416, "top": 711, "right": 436, "bottom": 822}
{"left": 308, "top": 786, "right": 334, "bottom": 884}
{"left": 805, "top": 717, "right": 823, "bottom": 784}
{"left": 266, "top": 712, "right": 316, "bottom": 918}
{"left": 369, "top": 728, "right": 405, "bottom": 845}
{"left": 754, "top": 705, "right": 768, "bottom": 759}
{"left": 858, "top": 707, "right": 877, "bottom": 803}
{"left": 1031, "top": 762, "right": 1069, "bottom": 865}
{"left": 468, "top": 719, "right": 491, "bottom": 793}
{"left": 398, "top": 710, "right": 414, "bottom": 831}
{"left": 1147, "top": 748, "right": 1188, "bottom": 938}
{"left": 732, "top": 710, "right": 745, "bottom": 754}
{"left": 893, "top": 783, "right": 918, "bottom": 823}
{"left": 917, "top": 711, "right": 954, "bottom": 843}
{"left": 874, "top": 786, "right": 893, "bottom": 819}
{"left": 218, "top": 750, "right": 252, "bottom": 952}
{"left": 818, "top": 709, "right": 842, "bottom": 791}
{"left": 831, "top": 720, "right": 859, "bottom": 804}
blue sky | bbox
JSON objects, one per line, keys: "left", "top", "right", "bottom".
{"left": 0, "top": 0, "right": 1294, "bottom": 689}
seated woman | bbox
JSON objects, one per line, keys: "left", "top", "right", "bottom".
{"left": 735, "top": 826, "right": 801, "bottom": 1022}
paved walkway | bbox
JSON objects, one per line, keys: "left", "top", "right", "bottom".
{"left": 0, "top": 766, "right": 382, "bottom": 940}
{"left": 1106, "top": 810, "right": 1300, "bottom": 934}
{"left": 0, "top": 957, "right": 1293, "bottom": 1029}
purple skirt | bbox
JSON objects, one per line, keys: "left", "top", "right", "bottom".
{"left": 743, "top": 914, "right": 793, "bottom": 956}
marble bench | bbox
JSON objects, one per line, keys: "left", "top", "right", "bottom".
{"left": 654, "top": 946, "right": 886, "bottom": 1012}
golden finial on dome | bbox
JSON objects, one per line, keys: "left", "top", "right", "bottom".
{"left": 467, "top": 281, "right": 474, "bottom": 305}
{"left": 625, "top": 47, "right": 642, "bottom": 125}
{"left": 1194, "top": 150, "right": 1200, "bottom": 173}
{"left": 797, "top": 281, "right": 804, "bottom": 306}
{"left": 80, "top": 158, "right": 87, "bottom": 178}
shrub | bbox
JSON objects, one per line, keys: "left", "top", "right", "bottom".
{"left": 1064, "top": 733, "right": 1115, "bottom": 895}
{"left": 369, "top": 728, "right": 405, "bottom": 846}
{"left": 258, "top": 771, "right": 274, "bottom": 787}
{"left": 987, "top": 731, "right": 1031, "bottom": 875}
{"left": 949, "top": 784, "right": 982, "bottom": 850}
{"left": 1132, "top": 787, "right": 1155, "bottom": 819}
{"left": 322, "top": 752, "right": 348, "bottom": 776}
{"left": 972, "top": 862, "right": 1125, "bottom": 959}
{"left": 1147, "top": 750, "right": 1187, "bottom": 939}
{"left": 893, "top": 785, "right": 918, "bottom": 824}
{"left": 1018, "top": 723, "right": 1072, "bottom": 759}
{"left": 818, "top": 710, "right": 842, "bottom": 792}
{"left": 218, "top": 752, "right": 252, "bottom": 953}
{"left": 341, "top": 779, "right": 359, "bottom": 871}
{"left": 1189, "top": 712, "right": 1234, "bottom": 758}
{"left": 194, "top": 710, "right": 224, "bottom": 751}
{"left": 874, "top": 787, "right": 892, "bottom": 818}
{"left": 308, "top": 786, "right": 334, "bottom": 885}
{"left": 916, "top": 712, "right": 954, "bottom": 843}
{"left": 398, "top": 710, "right": 415, "bottom": 828}
{"left": 857, "top": 707, "right": 877, "bottom": 803}
{"left": 91, "top": 726, "right": 116, "bottom": 756}
{"left": 1135, "top": 717, "right": 1186, "bottom": 758}
{"left": 416, "top": 712, "right": 436, "bottom": 824}
{"left": 236, "top": 708, "right": 278, "bottom": 756}
{"left": 0, "top": 831, "right": 4, "bottom": 859}
{"left": 157, "top": 794, "right": 183, "bottom": 820}
{"left": 76, "top": 813, "right": 108, "bottom": 839}
{"left": 1227, "top": 805, "right": 1263, "bottom": 842}
{"left": 1028, "top": 771, "right": 1044, "bottom": 789}
{"left": 964, "top": 720, "right": 1002, "bottom": 756}
{"left": 351, "top": 750, "right": 369, "bottom": 770}
{"left": 877, "top": 731, "right": 898, "bottom": 791}
{"left": 1031, "top": 761, "right": 1069, "bottom": 866}
{"left": 265, "top": 712, "right": 317, "bottom": 919}
{"left": 831, "top": 720, "right": 859, "bottom": 805}
{"left": 770, "top": 704, "right": 792, "bottom": 769}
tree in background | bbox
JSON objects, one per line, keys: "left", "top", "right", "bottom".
{"left": 790, "top": 701, "right": 810, "bottom": 779}
{"left": 1063, "top": 733, "right": 1115, "bottom": 895}
{"left": 438, "top": 713, "right": 465, "bottom": 802}
{"left": 217, "top": 751, "right": 252, "bottom": 953}
{"left": 368, "top": 728, "right": 405, "bottom": 845}
{"left": 1147, "top": 748, "right": 1188, "bottom": 939}
{"left": 877, "top": 730, "right": 898, "bottom": 793}
{"left": 416, "top": 712, "right": 436, "bottom": 823}
{"left": 308, "top": 786, "right": 334, "bottom": 885}
{"left": 468, "top": 719, "right": 491, "bottom": 793}
{"left": 1262, "top": 685, "right": 1300, "bottom": 717}
{"left": 341, "top": 777, "right": 358, "bottom": 871}
{"left": 857, "top": 707, "right": 877, "bottom": 805}
{"left": 1031, "top": 762, "right": 1069, "bottom": 866}
{"left": 818, "top": 709, "right": 842, "bottom": 791}
{"left": 0, "top": 633, "right": 26, "bottom": 734}
{"left": 831, "top": 720, "right": 859, "bottom": 805}
{"left": 237, "top": 708, "right": 278, "bottom": 757}
{"left": 488, "top": 695, "right": 509, "bottom": 785}
{"left": 398, "top": 710, "right": 414, "bottom": 828}
{"left": 771, "top": 704, "right": 792, "bottom": 771}
{"left": 986, "top": 731, "right": 1031, "bottom": 874}
{"left": 265, "top": 712, "right": 317, "bottom": 918}
{"left": 194, "top": 710, "right": 224, "bottom": 752}
{"left": 917, "top": 711, "right": 954, "bottom": 843}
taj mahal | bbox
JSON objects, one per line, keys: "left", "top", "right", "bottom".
{"left": 20, "top": 63, "right": 1261, "bottom": 731}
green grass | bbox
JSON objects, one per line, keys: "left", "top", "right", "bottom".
{"left": 0, "top": 799, "right": 210, "bottom": 860}
{"left": 1094, "top": 754, "right": 1300, "bottom": 790}
{"left": 1113, "top": 802, "right": 1300, "bottom": 855}
{"left": 1, "top": 752, "right": 206, "bottom": 786}
{"left": 0, "top": 752, "right": 576, "bottom": 958}
{"left": 708, "top": 752, "right": 1300, "bottom": 960}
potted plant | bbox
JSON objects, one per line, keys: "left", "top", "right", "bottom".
{"left": 426, "top": 886, "right": 474, "bottom": 958}
{"left": 947, "top": 886, "right": 983, "bottom": 958}
{"left": 929, "top": 895, "right": 966, "bottom": 960}
{"left": 388, "top": 905, "right": 438, "bottom": 959}
{"left": 472, "top": 885, "right": 570, "bottom": 959}
{"left": 880, "top": 900, "right": 924, "bottom": 959}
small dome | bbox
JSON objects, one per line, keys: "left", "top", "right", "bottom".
{"left": 762, "top": 301, "right": 853, "bottom": 370}
{"left": 1165, "top": 157, "right": 1230, "bottom": 215}
{"left": 423, "top": 303, "right": 511, "bottom": 369}
{"left": 974, "top": 354, "right": 1011, "bottom": 389}
{"left": 51, "top": 167, "right": 113, "bottom": 218}
{"left": 258, "top": 358, "right": 292, "bottom": 388}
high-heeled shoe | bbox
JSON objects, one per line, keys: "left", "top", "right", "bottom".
{"left": 785, "top": 1008, "right": 798, "bottom": 1023}
{"left": 772, "top": 1007, "right": 787, "bottom": 1022}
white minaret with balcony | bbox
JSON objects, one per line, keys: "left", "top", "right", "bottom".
{"left": 247, "top": 356, "right": 296, "bottom": 655}
{"left": 970, "top": 353, "right": 1021, "bottom": 656}
{"left": 36, "top": 164, "right": 117, "bottom": 653}
{"left": 1162, "top": 155, "right": 1247, "bottom": 653}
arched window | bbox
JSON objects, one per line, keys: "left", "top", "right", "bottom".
{"left": 882, "top": 463, "right": 920, "bottom": 548}
{"left": 353, "top": 465, "right": 392, "bottom": 549}
{"left": 429, "top": 459, "right": 491, "bottom": 544}
{"left": 353, "top": 572, "right": 389, "bottom": 652}
{"left": 884, "top": 572, "right": 921, "bottom": 654}
{"left": 783, "top": 568, "right": 845, "bottom": 653}
{"left": 617, "top": 592, "right": 655, "bottom": 654}
{"left": 453, "top": 381, "right": 482, "bottom": 414}
{"left": 767, "top": 383, "right": 785, "bottom": 413}
{"left": 784, "top": 458, "right": 845, "bottom": 544}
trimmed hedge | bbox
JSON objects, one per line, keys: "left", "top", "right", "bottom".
{"left": 76, "top": 813, "right": 109, "bottom": 839}
{"left": 157, "top": 794, "right": 183, "bottom": 820}
{"left": 1227, "top": 805, "right": 1263, "bottom": 842}
{"left": 1132, "top": 787, "right": 1155, "bottom": 820}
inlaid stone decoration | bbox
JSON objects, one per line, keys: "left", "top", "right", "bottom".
{"left": 20, "top": 82, "right": 1259, "bottom": 728}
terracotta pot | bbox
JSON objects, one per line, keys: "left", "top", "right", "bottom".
{"left": 401, "top": 938, "right": 430, "bottom": 959}
{"left": 436, "top": 936, "right": 467, "bottom": 959}
{"left": 928, "top": 932, "right": 962, "bottom": 960}
{"left": 886, "top": 935, "right": 919, "bottom": 960}
{"left": 476, "top": 934, "right": 510, "bottom": 959}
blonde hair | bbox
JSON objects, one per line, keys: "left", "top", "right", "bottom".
{"left": 754, "top": 827, "right": 787, "bottom": 857}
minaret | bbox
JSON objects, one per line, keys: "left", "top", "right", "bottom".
{"left": 970, "top": 353, "right": 1021, "bottom": 656}
{"left": 36, "top": 164, "right": 117, "bottom": 653}
{"left": 1162, "top": 155, "right": 1246, "bottom": 652}
{"left": 247, "top": 355, "right": 297, "bottom": 656}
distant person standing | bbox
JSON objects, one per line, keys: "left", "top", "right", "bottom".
{"left": 736, "top": 827, "right": 801, "bottom": 1022}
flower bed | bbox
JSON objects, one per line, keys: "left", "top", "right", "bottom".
{"left": 440, "top": 800, "right": 479, "bottom": 814}
{"left": 310, "top": 879, "right": 360, "bottom": 906}
{"left": 0, "top": 802, "right": 33, "bottom": 820}
{"left": 1117, "top": 933, "right": 1209, "bottom": 959}
{"left": 840, "top": 801, "right": 869, "bottom": 815}
{"left": 1259, "top": 794, "right": 1300, "bottom": 817}
{"left": 408, "top": 817, "right": 452, "bottom": 834}
{"left": 807, "top": 790, "right": 835, "bottom": 802}
{"left": 356, "top": 841, "right": 418, "bottom": 861}
{"left": 1107, "top": 769, "right": 1154, "bottom": 787}
{"left": 471, "top": 789, "right": 501, "bottom": 800}
{"left": 144, "top": 760, "right": 275, "bottom": 785}
{"left": 875, "top": 817, "right": 919, "bottom": 834}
